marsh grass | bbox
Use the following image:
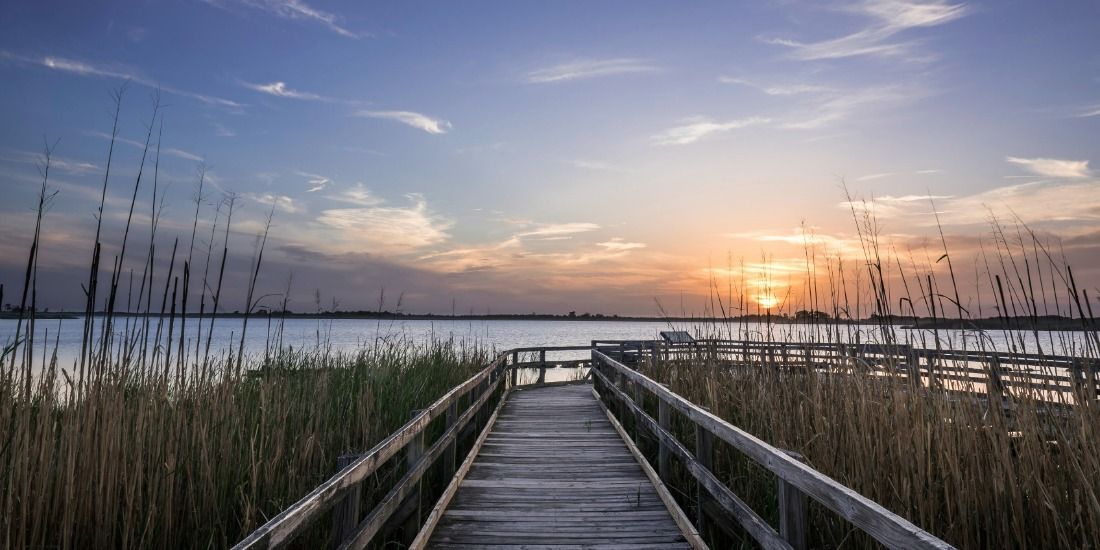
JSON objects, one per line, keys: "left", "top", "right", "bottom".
{"left": 639, "top": 348, "right": 1100, "bottom": 548}
{"left": 0, "top": 89, "right": 490, "bottom": 548}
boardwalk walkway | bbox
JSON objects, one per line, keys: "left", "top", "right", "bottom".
{"left": 426, "top": 384, "right": 695, "bottom": 549}
{"left": 236, "top": 342, "right": 957, "bottom": 550}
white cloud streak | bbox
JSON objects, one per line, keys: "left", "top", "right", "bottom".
{"left": 598, "top": 238, "right": 646, "bottom": 251}
{"left": 317, "top": 194, "right": 451, "bottom": 254}
{"left": 84, "top": 130, "right": 204, "bottom": 162}
{"left": 763, "top": 0, "right": 969, "bottom": 61}
{"left": 1, "top": 50, "right": 243, "bottom": 109}
{"left": 244, "top": 192, "right": 301, "bottom": 213}
{"left": 202, "top": 0, "right": 360, "bottom": 38}
{"left": 296, "top": 170, "right": 331, "bottom": 192}
{"left": 651, "top": 116, "right": 770, "bottom": 145}
{"left": 243, "top": 80, "right": 329, "bottom": 101}
{"left": 356, "top": 110, "right": 452, "bottom": 134}
{"left": 526, "top": 58, "right": 659, "bottom": 83}
{"left": 1006, "top": 156, "right": 1092, "bottom": 179}
{"left": 719, "top": 77, "right": 834, "bottom": 96}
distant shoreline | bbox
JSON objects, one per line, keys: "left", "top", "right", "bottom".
{"left": 0, "top": 311, "right": 1094, "bottom": 331}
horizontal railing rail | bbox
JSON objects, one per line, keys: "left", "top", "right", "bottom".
{"left": 591, "top": 350, "right": 955, "bottom": 550}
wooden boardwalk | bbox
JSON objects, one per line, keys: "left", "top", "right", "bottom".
{"left": 425, "top": 384, "right": 696, "bottom": 549}
{"left": 236, "top": 342, "right": 955, "bottom": 550}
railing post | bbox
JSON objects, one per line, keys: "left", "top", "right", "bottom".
{"left": 658, "top": 397, "right": 670, "bottom": 482}
{"left": 537, "top": 349, "right": 546, "bottom": 385}
{"left": 778, "top": 451, "right": 809, "bottom": 550}
{"left": 694, "top": 425, "right": 713, "bottom": 535}
{"left": 907, "top": 348, "right": 921, "bottom": 387}
{"left": 331, "top": 454, "right": 360, "bottom": 546}
{"left": 443, "top": 401, "right": 457, "bottom": 480}
{"left": 402, "top": 410, "right": 425, "bottom": 543}
{"left": 632, "top": 378, "right": 643, "bottom": 447}
{"left": 987, "top": 355, "right": 1005, "bottom": 400}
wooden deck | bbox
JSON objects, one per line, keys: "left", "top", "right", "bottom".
{"left": 425, "top": 384, "right": 696, "bottom": 549}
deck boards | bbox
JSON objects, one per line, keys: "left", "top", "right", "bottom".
{"left": 426, "top": 384, "right": 692, "bottom": 549}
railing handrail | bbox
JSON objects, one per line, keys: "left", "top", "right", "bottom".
{"left": 591, "top": 350, "right": 955, "bottom": 550}
{"left": 234, "top": 352, "right": 509, "bottom": 549}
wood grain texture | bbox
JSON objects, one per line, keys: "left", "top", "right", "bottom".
{"left": 426, "top": 384, "right": 694, "bottom": 549}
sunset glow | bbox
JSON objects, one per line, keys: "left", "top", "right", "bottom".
{"left": 1, "top": 1, "right": 1098, "bottom": 315}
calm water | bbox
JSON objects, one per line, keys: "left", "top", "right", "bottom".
{"left": 1, "top": 316, "right": 1092, "bottom": 371}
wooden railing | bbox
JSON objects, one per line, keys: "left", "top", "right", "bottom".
{"left": 611, "top": 339, "right": 1099, "bottom": 405}
{"left": 590, "top": 350, "right": 954, "bottom": 550}
{"left": 234, "top": 353, "right": 510, "bottom": 549}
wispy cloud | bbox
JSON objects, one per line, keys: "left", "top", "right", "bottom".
{"left": 719, "top": 77, "right": 833, "bottom": 96}
{"left": 244, "top": 192, "right": 301, "bottom": 213}
{"left": 213, "top": 122, "right": 236, "bottom": 137}
{"left": 566, "top": 159, "right": 628, "bottom": 173}
{"left": 1077, "top": 104, "right": 1100, "bottom": 118}
{"left": 763, "top": 0, "right": 969, "bottom": 61}
{"left": 84, "top": 130, "right": 204, "bottom": 162}
{"left": 857, "top": 168, "right": 942, "bottom": 181}
{"left": 296, "top": 170, "right": 331, "bottom": 192}
{"left": 0, "top": 149, "right": 101, "bottom": 176}
{"left": 328, "top": 182, "right": 382, "bottom": 206}
{"left": 780, "top": 86, "right": 918, "bottom": 129}
{"left": 243, "top": 80, "right": 328, "bottom": 101}
{"left": 1006, "top": 156, "right": 1092, "bottom": 179}
{"left": 526, "top": 58, "right": 659, "bottom": 83}
{"left": 516, "top": 222, "right": 601, "bottom": 239}
{"left": 1, "top": 50, "right": 243, "bottom": 109}
{"left": 597, "top": 238, "right": 646, "bottom": 251}
{"left": 202, "top": 0, "right": 360, "bottom": 38}
{"left": 355, "top": 110, "right": 452, "bottom": 134}
{"left": 651, "top": 116, "right": 770, "bottom": 145}
{"left": 317, "top": 194, "right": 452, "bottom": 254}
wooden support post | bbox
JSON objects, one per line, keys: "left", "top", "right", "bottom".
{"left": 443, "top": 401, "right": 457, "bottom": 481}
{"left": 402, "top": 410, "right": 425, "bottom": 544}
{"left": 537, "top": 349, "right": 546, "bottom": 384}
{"left": 658, "top": 398, "right": 670, "bottom": 482}
{"left": 694, "top": 425, "right": 713, "bottom": 536}
{"left": 778, "top": 451, "right": 809, "bottom": 550}
{"left": 987, "top": 356, "right": 1005, "bottom": 400}
{"left": 908, "top": 349, "right": 921, "bottom": 387}
{"left": 331, "top": 454, "right": 360, "bottom": 546}
{"left": 510, "top": 365, "right": 517, "bottom": 388}
{"left": 632, "top": 379, "right": 643, "bottom": 447}
{"left": 511, "top": 350, "right": 518, "bottom": 365}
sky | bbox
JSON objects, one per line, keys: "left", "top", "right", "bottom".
{"left": 1, "top": 0, "right": 1099, "bottom": 316}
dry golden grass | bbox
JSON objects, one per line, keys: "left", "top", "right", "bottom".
{"left": 642, "top": 349, "right": 1100, "bottom": 549}
{"left": 0, "top": 343, "right": 484, "bottom": 548}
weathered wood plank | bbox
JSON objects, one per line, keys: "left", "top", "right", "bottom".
{"left": 424, "top": 384, "right": 698, "bottom": 548}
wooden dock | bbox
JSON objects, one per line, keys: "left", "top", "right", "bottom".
{"left": 423, "top": 384, "right": 698, "bottom": 548}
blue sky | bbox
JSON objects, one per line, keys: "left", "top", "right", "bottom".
{"left": 1, "top": 1, "right": 1099, "bottom": 314}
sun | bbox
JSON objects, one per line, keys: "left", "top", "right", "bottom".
{"left": 754, "top": 294, "right": 779, "bottom": 309}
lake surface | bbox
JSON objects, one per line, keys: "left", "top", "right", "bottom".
{"left": 2, "top": 316, "right": 1093, "bottom": 372}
